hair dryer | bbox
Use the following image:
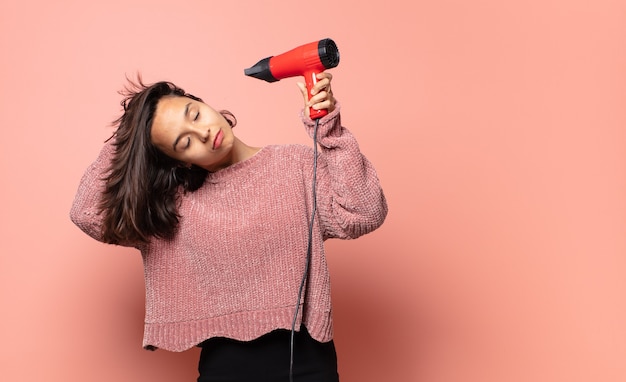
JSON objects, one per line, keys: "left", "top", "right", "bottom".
{"left": 244, "top": 38, "right": 340, "bottom": 119}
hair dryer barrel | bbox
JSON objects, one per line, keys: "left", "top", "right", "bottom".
{"left": 244, "top": 38, "right": 340, "bottom": 119}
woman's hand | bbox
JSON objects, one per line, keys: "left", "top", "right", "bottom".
{"left": 297, "top": 72, "right": 336, "bottom": 118}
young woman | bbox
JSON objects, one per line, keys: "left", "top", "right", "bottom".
{"left": 70, "top": 72, "right": 387, "bottom": 382}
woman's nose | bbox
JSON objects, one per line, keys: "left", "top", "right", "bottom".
{"left": 195, "top": 127, "right": 210, "bottom": 143}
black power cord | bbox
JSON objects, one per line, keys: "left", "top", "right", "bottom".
{"left": 289, "top": 117, "right": 320, "bottom": 382}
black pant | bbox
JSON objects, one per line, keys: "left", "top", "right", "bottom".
{"left": 197, "top": 326, "right": 339, "bottom": 382}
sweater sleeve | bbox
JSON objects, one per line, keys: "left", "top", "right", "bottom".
{"left": 69, "top": 140, "right": 114, "bottom": 244}
{"left": 301, "top": 103, "right": 388, "bottom": 240}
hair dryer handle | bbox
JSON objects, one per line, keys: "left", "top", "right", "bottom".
{"left": 304, "top": 70, "right": 328, "bottom": 120}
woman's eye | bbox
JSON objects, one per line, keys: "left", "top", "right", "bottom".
{"left": 194, "top": 112, "right": 200, "bottom": 121}
{"left": 184, "top": 137, "right": 191, "bottom": 149}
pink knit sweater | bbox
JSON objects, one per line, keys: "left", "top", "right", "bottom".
{"left": 70, "top": 106, "right": 387, "bottom": 352}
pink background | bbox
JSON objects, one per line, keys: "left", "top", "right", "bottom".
{"left": 1, "top": 1, "right": 625, "bottom": 381}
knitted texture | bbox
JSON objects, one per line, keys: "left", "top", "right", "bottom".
{"left": 70, "top": 106, "right": 387, "bottom": 352}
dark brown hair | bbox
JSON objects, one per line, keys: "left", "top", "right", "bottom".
{"left": 99, "top": 75, "right": 236, "bottom": 245}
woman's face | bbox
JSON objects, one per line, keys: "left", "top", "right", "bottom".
{"left": 150, "top": 96, "right": 235, "bottom": 172}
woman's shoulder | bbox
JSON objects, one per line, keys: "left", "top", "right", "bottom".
{"left": 258, "top": 144, "right": 315, "bottom": 173}
{"left": 265, "top": 143, "right": 313, "bottom": 158}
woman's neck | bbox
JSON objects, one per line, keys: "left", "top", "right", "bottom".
{"left": 205, "top": 137, "right": 261, "bottom": 172}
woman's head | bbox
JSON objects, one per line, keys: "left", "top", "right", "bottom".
{"left": 99, "top": 76, "right": 236, "bottom": 245}
{"left": 150, "top": 94, "right": 238, "bottom": 172}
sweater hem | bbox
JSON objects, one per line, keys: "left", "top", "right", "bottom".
{"left": 142, "top": 306, "right": 333, "bottom": 352}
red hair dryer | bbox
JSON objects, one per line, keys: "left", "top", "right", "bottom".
{"left": 244, "top": 38, "right": 340, "bottom": 119}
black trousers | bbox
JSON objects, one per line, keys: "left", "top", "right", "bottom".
{"left": 197, "top": 326, "right": 339, "bottom": 382}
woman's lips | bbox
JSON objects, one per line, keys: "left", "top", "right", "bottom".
{"left": 212, "top": 129, "right": 224, "bottom": 150}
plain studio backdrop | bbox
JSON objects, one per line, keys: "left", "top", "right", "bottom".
{"left": 1, "top": 1, "right": 625, "bottom": 381}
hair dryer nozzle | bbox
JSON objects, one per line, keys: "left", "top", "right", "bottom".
{"left": 318, "top": 38, "right": 340, "bottom": 69}
{"left": 244, "top": 57, "right": 279, "bottom": 83}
